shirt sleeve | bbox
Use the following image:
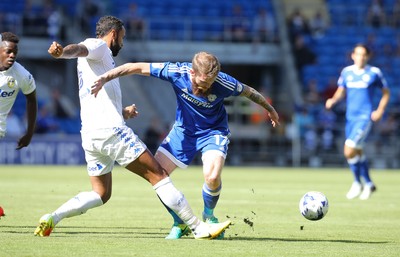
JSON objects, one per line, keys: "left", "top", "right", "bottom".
{"left": 82, "top": 39, "right": 108, "bottom": 61}
{"left": 217, "top": 72, "right": 244, "bottom": 96}
{"left": 337, "top": 69, "right": 346, "bottom": 88}
{"left": 149, "top": 62, "right": 172, "bottom": 82}
{"left": 373, "top": 67, "right": 388, "bottom": 89}
{"left": 19, "top": 65, "right": 36, "bottom": 95}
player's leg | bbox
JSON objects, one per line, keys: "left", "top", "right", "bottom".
{"left": 118, "top": 126, "right": 230, "bottom": 239}
{"left": 359, "top": 152, "right": 376, "bottom": 200}
{"left": 125, "top": 149, "right": 230, "bottom": 239}
{"left": 201, "top": 150, "right": 225, "bottom": 221}
{"left": 200, "top": 133, "right": 229, "bottom": 222}
{"left": 34, "top": 168, "right": 112, "bottom": 236}
{"left": 153, "top": 129, "right": 200, "bottom": 239}
{"left": 34, "top": 130, "right": 115, "bottom": 237}
{"left": 344, "top": 120, "right": 372, "bottom": 199}
{"left": 154, "top": 150, "right": 190, "bottom": 239}
{"left": 199, "top": 134, "right": 229, "bottom": 239}
{"left": 344, "top": 143, "right": 363, "bottom": 199}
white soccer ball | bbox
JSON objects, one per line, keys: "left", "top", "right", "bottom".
{"left": 299, "top": 191, "right": 329, "bottom": 221}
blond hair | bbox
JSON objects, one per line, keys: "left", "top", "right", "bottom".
{"left": 192, "top": 52, "right": 221, "bottom": 78}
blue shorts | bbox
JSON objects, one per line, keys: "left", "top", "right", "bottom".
{"left": 345, "top": 119, "right": 372, "bottom": 149}
{"left": 158, "top": 126, "right": 230, "bottom": 168}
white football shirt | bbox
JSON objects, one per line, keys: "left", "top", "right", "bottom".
{"left": 0, "top": 62, "right": 36, "bottom": 137}
{"left": 77, "top": 38, "right": 124, "bottom": 132}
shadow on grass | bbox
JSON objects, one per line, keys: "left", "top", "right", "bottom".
{"left": 0, "top": 226, "right": 391, "bottom": 244}
{"left": 0, "top": 225, "right": 169, "bottom": 238}
{"left": 225, "top": 236, "right": 389, "bottom": 244}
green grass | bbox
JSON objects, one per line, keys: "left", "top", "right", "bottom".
{"left": 0, "top": 165, "right": 399, "bottom": 257}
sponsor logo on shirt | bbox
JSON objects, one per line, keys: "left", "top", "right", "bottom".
{"left": 181, "top": 93, "right": 213, "bottom": 108}
{"left": 0, "top": 89, "right": 15, "bottom": 97}
{"left": 347, "top": 81, "right": 368, "bottom": 89}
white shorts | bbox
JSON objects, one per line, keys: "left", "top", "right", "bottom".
{"left": 81, "top": 126, "right": 147, "bottom": 176}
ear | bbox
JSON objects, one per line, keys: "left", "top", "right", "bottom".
{"left": 110, "top": 29, "right": 118, "bottom": 40}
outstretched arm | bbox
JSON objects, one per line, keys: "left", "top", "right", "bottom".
{"left": 48, "top": 41, "right": 88, "bottom": 59}
{"left": 240, "top": 85, "right": 280, "bottom": 127}
{"left": 17, "top": 90, "right": 37, "bottom": 149}
{"left": 91, "top": 62, "right": 150, "bottom": 97}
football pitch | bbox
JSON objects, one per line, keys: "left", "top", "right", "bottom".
{"left": 0, "top": 165, "right": 399, "bottom": 257}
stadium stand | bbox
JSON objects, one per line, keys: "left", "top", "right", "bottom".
{"left": 1, "top": 0, "right": 398, "bottom": 167}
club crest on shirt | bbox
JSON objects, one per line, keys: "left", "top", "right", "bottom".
{"left": 207, "top": 94, "right": 217, "bottom": 102}
{"left": 362, "top": 74, "right": 371, "bottom": 82}
{"left": 6, "top": 76, "right": 15, "bottom": 88}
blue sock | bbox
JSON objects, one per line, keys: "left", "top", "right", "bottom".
{"left": 359, "top": 155, "right": 372, "bottom": 184}
{"left": 202, "top": 183, "right": 221, "bottom": 218}
{"left": 347, "top": 155, "right": 361, "bottom": 183}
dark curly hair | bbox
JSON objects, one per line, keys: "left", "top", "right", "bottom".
{"left": 95, "top": 15, "right": 124, "bottom": 38}
{"left": 1, "top": 32, "right": 19, "bottom": 44}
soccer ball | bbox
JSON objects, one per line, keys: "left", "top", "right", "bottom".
{"left": 299, "top": 191, "right": 329, "bottom": 221}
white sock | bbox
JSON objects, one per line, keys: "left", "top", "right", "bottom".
{"left": 52, "top": 191, "right": 103, "bottom": 225}
{"left": 153, "top": 177, "right": 201, "bottom": 231}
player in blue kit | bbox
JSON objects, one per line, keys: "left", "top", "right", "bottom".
{"left": 91, "top": 51, "right": 280, "bottom": 239}
{"left": 326, "top": 44, "right": 390, "bottom": 200}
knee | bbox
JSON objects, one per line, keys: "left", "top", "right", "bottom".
{"left": 102, "top": 194, "right": 111, "bottom": 204}
{"left": 205, "top": 175, "right": 221, "bottom": 190}
{"left": 344, "top": 147, "right": 359, "bottom": 159}
{"left": 96, "top": 190, "right": 111, "bottom": 204}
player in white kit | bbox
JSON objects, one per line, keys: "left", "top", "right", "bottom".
{"left": 0, "top": 32, "right": 37, "bottom": 149}
{"left": 34, "top": 15, "right": 230, "bottom": 239}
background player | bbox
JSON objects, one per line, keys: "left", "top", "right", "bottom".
{"left": 325, "top": 43, "right": 390, "bottom": 200}
{"left": 91, "top": 51, "right": 280, "bottom": 239}
{"left": 34, "top": 16, "right": 230, "bottom": 239}
{"left": 0, "top": 32, "right": 37, "bottom": 149}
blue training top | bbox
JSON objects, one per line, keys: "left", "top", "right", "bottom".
{"left": 150, "top": 62, "right": 244, "bottom": 135}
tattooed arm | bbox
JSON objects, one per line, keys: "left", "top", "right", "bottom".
{"left": 48, "top": 41, "right": 88, "bottom": 59}
{"left": 240, "top": 84, "right": 280, "bottom": 127}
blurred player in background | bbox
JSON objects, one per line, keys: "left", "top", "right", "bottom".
{"left": 91, "top": 51, "right": 280, "bottom": 239}
{"left": 0, "top": 32, "right": 37, "bottom": 149}
{"left": 34, "top": 16, "right": 230, "bottom": 239}
{"left": 325, "top": 44, "right": 390, "bottom": 200}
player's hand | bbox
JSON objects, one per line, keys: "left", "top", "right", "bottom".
{"left": 16, "top": 134, "right": 32, "bottom": 150}
{"left": 48, "top": 41, "right": 63, "bottom": 58}
{"left": 123, "top": 104, "right": 139, "bottom": 120}
{"left": 371, "top": 110, "right": 383, "bottom": 122}
{"left": 268, "top": 109, "right": 280, "bottom": 127}
{"left": 91, "top": 77, "right": 106, "bottom": 97}
{"left": 325, "top": 98, "right": 334, "bottom": 110}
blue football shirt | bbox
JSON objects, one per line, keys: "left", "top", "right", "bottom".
{"left": 337, "top": 64, "right": 388, "bottom": 121}
{"left": 150, "top": 62, "right": 244, "bottom": 135}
